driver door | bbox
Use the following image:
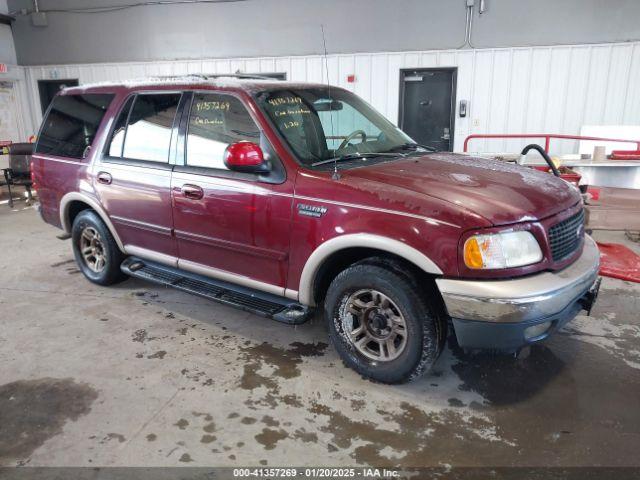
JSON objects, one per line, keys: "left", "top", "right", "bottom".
{"left": 171, "top": 91, "right": 294, "bottom": 294}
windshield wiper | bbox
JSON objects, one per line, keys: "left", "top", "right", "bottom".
{"left": 387, "top": 142, "right": 438, "bottom": 153}
{"left": 311, "top": 152, "right": 403, "bottom": 167}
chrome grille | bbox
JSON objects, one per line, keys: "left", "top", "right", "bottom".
{"left": 548, "top": 209, "right": 585, "bottom": 262}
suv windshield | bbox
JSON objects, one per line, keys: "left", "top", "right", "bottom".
{"left": 255, "top": 87, "right": 427, "bottom": 169}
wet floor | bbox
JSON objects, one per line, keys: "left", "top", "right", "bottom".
{"left": 0, "top": 206, "right": 639, "bottom": 467}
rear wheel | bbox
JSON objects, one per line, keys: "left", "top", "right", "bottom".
{"left": 71, "top": 210, "right": 126, "bottom": 285}
{"left": 325, "top": 261, "right": 443, "bottom": 384}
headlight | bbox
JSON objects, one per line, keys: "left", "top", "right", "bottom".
{"left": 463, "top": 231, "right": 542, "bottom": 269}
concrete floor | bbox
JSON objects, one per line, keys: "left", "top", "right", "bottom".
{"left": 1, "top": 203, "right": 639, "bottom": 468}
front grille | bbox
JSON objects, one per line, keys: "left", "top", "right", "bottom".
{"left": 548, "top": 209, "right": 585, "bottom": 262}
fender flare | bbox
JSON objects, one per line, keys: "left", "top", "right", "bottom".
{"left": 296, "top": 233, "right": 443, "bottom": 306}
{"left": 59, "top": 192, "right": 126, "bottom": 253}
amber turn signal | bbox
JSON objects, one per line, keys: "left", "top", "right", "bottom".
{"left": 463, "top": 237, "right": 484, "bottom": 269}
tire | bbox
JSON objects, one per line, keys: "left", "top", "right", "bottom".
{"left": 71, "top": 210, "right": 127, "bottom": 286}
{"left": 325, "top": 260, "right": 443, "bottom": 384}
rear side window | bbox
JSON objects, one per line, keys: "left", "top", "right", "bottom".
{"left": 35, "top": 93, "right": 114, "bottom": 159}
{"left": 107, "top": 93, "right": 181, "bottom": 163}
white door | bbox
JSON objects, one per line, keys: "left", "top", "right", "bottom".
{"left": 0, "top": 81, "right": 20, "bottom": 144}
{"left": 0, "top": 82, "right": 20, "bottom": 171}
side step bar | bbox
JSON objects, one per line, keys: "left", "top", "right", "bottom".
{"left": 121, "top": 257, "right": 312, "bottom": 325}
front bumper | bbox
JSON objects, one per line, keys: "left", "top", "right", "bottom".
{"left": 436, "top": 235, "right": 601, "bottom": 350}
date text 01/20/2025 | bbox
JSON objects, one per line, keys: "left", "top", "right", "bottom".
{"left": 232, "top": 467, "right": 401, "bottom": 478}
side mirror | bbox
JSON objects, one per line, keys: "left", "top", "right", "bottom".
{"left": 223, "top": 141, "right": 270, "bottom": 173}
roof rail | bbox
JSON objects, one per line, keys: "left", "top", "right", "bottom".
{"left": 204, "top": 73, "right": 283, "bottom": 81}
{"left": 155, "top": 73, "right": 283, "bottom": 82}
{"left": 154, "top": 74, "right": 208, "bottom": 81}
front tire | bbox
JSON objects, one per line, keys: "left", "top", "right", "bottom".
{"left": 325, "top": 261, "right": 443, "bottom": 384}
{"left": 71, "top": 210, "right": 126, "bottom": 286}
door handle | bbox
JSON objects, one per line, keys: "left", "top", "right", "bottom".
{"left": 97, "top": 171, "right": 112, "bottom": 185}
{"left": 181, "top": 184, "right": 204, "bottom": 200}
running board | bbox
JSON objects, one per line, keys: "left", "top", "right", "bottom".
{"left": 121, "top": 257, "right": 312, "bottom": 325}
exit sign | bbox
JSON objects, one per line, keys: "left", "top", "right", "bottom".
{"left": 0, "top": 64, "right": 7, "bottom": 74}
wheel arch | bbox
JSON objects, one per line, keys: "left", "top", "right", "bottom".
{"left": 59, "top": 192, "right": 125, "bottom": 253}
{"left": 297, "top": 233, "right": 443, "bottom": 306}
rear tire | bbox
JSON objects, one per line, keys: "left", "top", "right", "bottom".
{"left": 71, "top": 210, "right": 127, "bottom": 286}
{"left": 325, "top": 260, "right": 443, "bottom": 384}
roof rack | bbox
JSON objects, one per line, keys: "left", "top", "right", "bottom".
{"left": 156, "top": 73, "right": 282, "bottom": 82}
{"left": 206, "top": 73, "right": 281, "bottom": 80}
{"left": 154, "top": 74, "right": 206, "bottom": 80}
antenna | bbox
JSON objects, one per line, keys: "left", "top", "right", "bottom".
{"left": 321, "top": 24, "right": 340, "bottom": 180}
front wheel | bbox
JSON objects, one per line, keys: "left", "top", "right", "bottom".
{"left": 325, "top": 261, "right": 443, "bottom": 384}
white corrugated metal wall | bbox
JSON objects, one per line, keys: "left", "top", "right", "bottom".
{"left": 19, "top": 41, "right": 640, "bottom": 154}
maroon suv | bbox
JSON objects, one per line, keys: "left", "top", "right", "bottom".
{"left": 31, "top": 76, "right": 600, "bottom": 383}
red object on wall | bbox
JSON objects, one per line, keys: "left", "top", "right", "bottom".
{"left": 597, "top": 242, "right": 640, "bottom": 283}
{"left": 587, "top": 186, "right": 601, "bottom": 201}
{"left": 346, "top": 74, "right": 356, "bottom": 83}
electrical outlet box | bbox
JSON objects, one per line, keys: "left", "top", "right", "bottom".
{"left": 473, "top": 118, "right": 480, "bottom": 127}
{"left": 31, "top": 12, "right": 48, "bottom": 27}
{"left": 459, "top": 100, "right": 468, "bottom": 117}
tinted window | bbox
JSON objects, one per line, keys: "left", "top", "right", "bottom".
{"left": 108, "top": 96, "right": 135, "bottom": 157}
{"left": 186, "top": 93, "right": 261, "bottom": 170}
{"left": 35, "top": 93, "right": 114, "bottom": 159}
{"left": 121, "top": 94, "right": 181, "bottom": 162}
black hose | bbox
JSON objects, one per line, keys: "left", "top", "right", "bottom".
{"left": 520, "top": 143, "right": 561, "bottom": 177}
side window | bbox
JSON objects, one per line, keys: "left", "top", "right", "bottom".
{"left": 186, "top": 93, "right": 261, "bottom": 170}
{"left": 108, "top": 96, "right": 134, "bottom": 157}
{"left": 119, "top": 93, "right": 181, "bottom": 162}
{"left": 35, "top": 93, "right": 114, "bottom": 159}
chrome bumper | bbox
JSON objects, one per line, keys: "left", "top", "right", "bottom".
{"left": 436, "top": 235, "right": 600, "bottom": 323}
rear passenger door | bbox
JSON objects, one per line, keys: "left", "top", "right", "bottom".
{"left": 171, "top": 91, "right": 293, "bottom": 294}
{"left": 96, "top": 92, "right": 185, "bottom": 263}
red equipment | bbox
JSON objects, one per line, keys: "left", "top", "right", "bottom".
{"left": 533, "top": 166, "right": 582, "bottom": 186}
{"left": 610, "top": 150, "right": 640, "bottom": 160}
{"left": 463, "top": 133, "right": 640, "bottom": 154}
{"left": 597, "top": 242, "right": 640, "bottom": 283}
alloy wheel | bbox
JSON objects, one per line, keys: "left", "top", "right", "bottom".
{"left": 79, "top": 226, "right": 107, "bottom": 273}
{"left": 339, "top": 289, "right": 408, "bottom": 362}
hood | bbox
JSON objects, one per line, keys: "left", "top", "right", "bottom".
{"left": 343, "top": 153, "right": 581, "bottom": 226}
